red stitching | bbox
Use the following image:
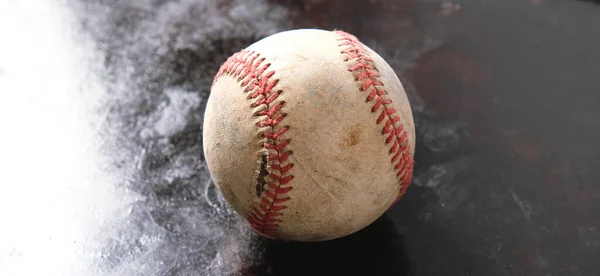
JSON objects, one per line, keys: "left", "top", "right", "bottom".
{"left": 335, "top": 30, "right": 414, "bottom": 204}
{"left": 213, "top": 50, "right": 294, "bottom": 238}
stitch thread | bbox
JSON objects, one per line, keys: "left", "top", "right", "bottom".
{"left": 335, "top": 30, "right": 414, "bottom": 204}
{"left": 213, "top": 50, "right": 294, "bottom": 238}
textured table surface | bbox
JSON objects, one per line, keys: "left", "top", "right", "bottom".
{"left": 1, "top": 0, "right": 599, "bottom": 275}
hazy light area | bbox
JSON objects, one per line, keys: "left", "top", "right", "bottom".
{"left": 0, "top": 1, "right": 272, "bottom": 275}
{"left": 0, "top": 1, "right": 121, "bottom": 275}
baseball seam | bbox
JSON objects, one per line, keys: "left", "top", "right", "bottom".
{"left": 335, "top": 30, "right": 414, "bottom": 203}
{"left": 212, "top": 50, "right": 294, "bottom": 238}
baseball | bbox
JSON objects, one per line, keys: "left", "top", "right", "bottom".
{"left": 203, "top": 29, "right": 415, "bottom": 241}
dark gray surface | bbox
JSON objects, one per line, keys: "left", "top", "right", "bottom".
{"left": 1, "top": 0, "right": 599, "bottom": 275}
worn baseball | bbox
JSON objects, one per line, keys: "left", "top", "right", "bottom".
{"left": 203, "top": 29, "right": 415, "bottom": 241}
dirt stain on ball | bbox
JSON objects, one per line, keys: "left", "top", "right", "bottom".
{"left": 341, "top": 125, "right": 363, "bottom": 148}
